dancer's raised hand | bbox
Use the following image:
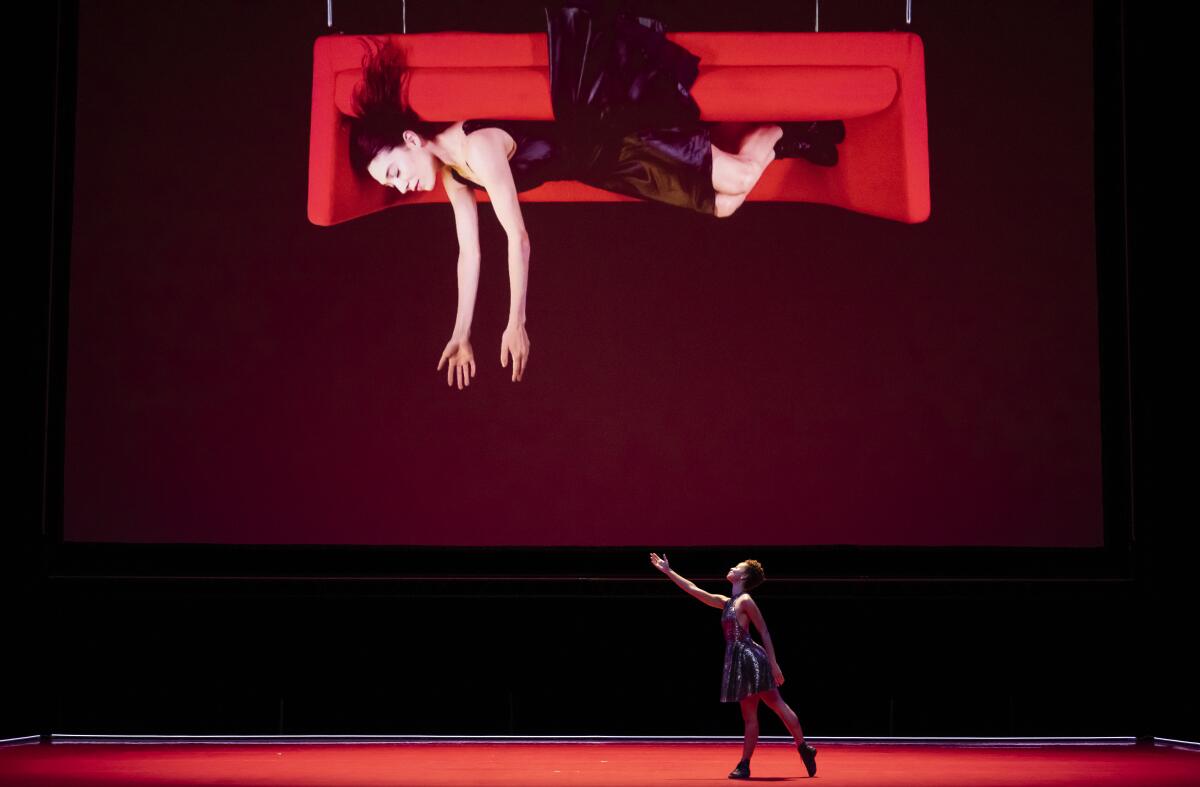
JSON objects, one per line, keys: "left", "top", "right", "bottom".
{"left": 649, "top": 552, "right": 670, "bottom": 574}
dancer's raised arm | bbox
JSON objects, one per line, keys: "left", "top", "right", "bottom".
{"left": 650, "top": 552, "right": 729, "bottom": 609}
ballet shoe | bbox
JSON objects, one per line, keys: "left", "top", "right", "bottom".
{"left": 798, "top": 742, "right": 818, "bottom": 777}
{"left": 728, "top": 758, "right": 751, "bottom": 779}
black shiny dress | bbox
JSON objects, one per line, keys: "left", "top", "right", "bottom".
{"left": 449, "top": 5, "right": 716, "bottom": 215}
{"left": 720, "top": 594, "right": 778, "bottom": 703}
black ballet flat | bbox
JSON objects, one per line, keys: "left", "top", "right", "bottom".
{"left": 798, "top": 742, "right": 818, "bottom": 777}
{"left": 728, "top": 758, "right": 751, "bottom": 779}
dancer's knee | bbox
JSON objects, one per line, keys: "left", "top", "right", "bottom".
{"left": 760, "top": 688, "right": 784, "bottom": 709}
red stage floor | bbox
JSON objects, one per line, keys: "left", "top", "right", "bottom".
{"left": 1, "top": 741, "right": 1198, "bottom": 786}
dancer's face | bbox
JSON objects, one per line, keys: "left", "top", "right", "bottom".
{"left": 368, "top": 133, "right": 437, "bottom": 194}
{"left": 727, "top": 562, "right": 749, "bottom": 584}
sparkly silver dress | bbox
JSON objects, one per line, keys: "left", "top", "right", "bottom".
{"left": 720, "top": 594, "right": 777, "bottom": 703}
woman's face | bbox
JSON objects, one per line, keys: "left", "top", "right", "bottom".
{"left": 726, "top": 562, "right": 748, "bottom": 584}
{"left": 367, "top": 134, "right": 437, "bottom": 194}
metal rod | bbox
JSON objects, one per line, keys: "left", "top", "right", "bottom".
{"left": 906, "top": 0, "right": 912, "bottom": 25}
{"left": 403, "top": 0, "right": 407, "bottom": 34}
{"left": 815, "top": 0, "right": 820, "bottom": 32}
{"left": 326, "top": 0, "right": 333, "bottom": 30}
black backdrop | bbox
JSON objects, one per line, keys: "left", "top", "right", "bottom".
{"left": 7, "top": 0, "right": 1196, "bottom": 744}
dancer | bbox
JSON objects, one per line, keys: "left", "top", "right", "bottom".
{"left": 348, "top": 3, "right": 844, "bottom": 389}
{"left": 650, "top": 552, "right": 818, "bottom": 779}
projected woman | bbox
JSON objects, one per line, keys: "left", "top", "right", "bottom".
{"left": 649, "top": 552, "right": 818, "bottom": 779}
{"left": 348, "top": 4, "right": 844, "bottom": 389}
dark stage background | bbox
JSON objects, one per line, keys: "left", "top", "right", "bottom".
{"left": 7, "top": 0, "right": 1196, "bottom": 749}
{"left": 61, "top": 0, "right": 1102, "bottom": 548}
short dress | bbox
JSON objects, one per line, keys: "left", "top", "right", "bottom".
{"left": 720, "top": 594, "right": 778, "bottom": 702}
{"left": 450, "top": 4, "right": 716, "bottom": 215}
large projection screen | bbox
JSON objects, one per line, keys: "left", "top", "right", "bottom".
{"left": 62, "top": 1, "right": 1102, "bottom": 547}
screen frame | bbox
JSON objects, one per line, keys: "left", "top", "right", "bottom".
{"left": 38, "top": 0, "right": 1134, "bottom": 584}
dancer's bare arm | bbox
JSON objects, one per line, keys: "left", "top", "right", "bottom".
{"left": 649, "top": 553, "right": 729, "bottom": 609}
{"left": 466, "top": 130, "right": 530, "bottom": 382}
{"left": 437, "top": 169, "right": 481, "bottom": 389}
{"left": 741, "top": 595, "right": 780, "bottom": 669}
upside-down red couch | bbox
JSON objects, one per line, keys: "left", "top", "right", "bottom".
{"left": 307, "top": 31, "right": 929, "bottom": 225}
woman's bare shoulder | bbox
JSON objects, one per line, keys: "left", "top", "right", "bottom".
{"left": 463, "top": 126, "right": 516, "bottom": 163}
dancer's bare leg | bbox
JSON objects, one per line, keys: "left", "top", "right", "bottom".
{"left": 739, "top": 694, "right": 762, "bottom": 762}
{"left": 760, "top": 687, "right": 806, "bottom": 745}
{"left": 711, "top": 124, "right": 784, "bottom": 218}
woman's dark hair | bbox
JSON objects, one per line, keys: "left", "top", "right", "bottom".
{"left": 742, "top": 559, "right": 766, "bottom": 591}
{"left": 348, "top": 38, "right": 450, "bottom": 174}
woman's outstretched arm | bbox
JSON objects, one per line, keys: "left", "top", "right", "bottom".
{"left": 437, "top": 168, "right": 481, "bottom": 389}
{"left": 650, "top": 553, "right": 729, "bottom": 609}
{"left": 465, "top": 130, "right": 530, "bottom": 382}
{"left": 741, "top": 595, "right": 785, "bottom": 684}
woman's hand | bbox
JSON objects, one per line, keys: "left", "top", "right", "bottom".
{"left": 437, "top": 336, "right": 476, "bottom": 390}
{"left": 649, "top": 552, "right": 670, "bottom": 574}
{"left": 500, "top": 323, "right": 530, "bottom": 382}
{"left": 772, "top": 662, "right": 785, "bottom": 686}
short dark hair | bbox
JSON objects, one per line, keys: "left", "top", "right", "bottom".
{"left": 348, "top": 38, "right": 449, "bottom": 174}
{"left": 742, "top": 559, "right": 765, "bottom": 591}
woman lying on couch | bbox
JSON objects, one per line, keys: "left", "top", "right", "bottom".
{"left": 349, "top": 5, "right": 844, "bottom": 389}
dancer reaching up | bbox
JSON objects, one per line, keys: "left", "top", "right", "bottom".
{"left": 650, "top": 551, "right": 818, "bottom": 779}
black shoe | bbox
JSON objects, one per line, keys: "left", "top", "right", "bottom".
{"left": 778, "top": 119, "right": 845, "bottom": 144}
{"left": 812, "top": 119, "right": 846, "bottom": 144}
{"left": 728, "top": 758, "right": 751, "bottom": 779}
{"left": 773, "top": 120, "right": 844, "bottom": 166}
{"left": 773, "top": 135, "right": 838, "bottom": 166}
{"left": 798, "top": 742, "right": 818, "bottom": 777}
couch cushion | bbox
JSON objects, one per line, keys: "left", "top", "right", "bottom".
{"left": 334, "top": 65, "right": 895, "bottom": 121}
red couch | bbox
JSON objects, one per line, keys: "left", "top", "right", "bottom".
{"left": 307, "top": 31, "right": 929, "bottom": 225}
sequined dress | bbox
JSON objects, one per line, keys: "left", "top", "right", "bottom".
{"left": 720, "top": 594, "right": 777, "bottom": 703}
{"left": 449, "top": 4, "right": 716, "bottom": 215}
